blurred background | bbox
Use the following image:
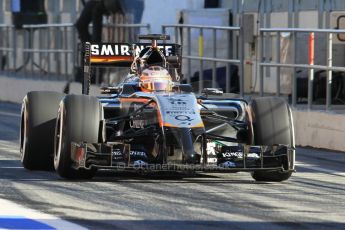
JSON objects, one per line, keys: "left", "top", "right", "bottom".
{"left": 0, "top": 0, "right": 345, "bottom": 109}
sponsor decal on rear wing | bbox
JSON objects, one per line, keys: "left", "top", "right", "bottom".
{"left": 87, "top": 43, "right": 181, "bottom": 67}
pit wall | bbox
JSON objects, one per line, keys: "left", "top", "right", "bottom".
{"left": 0, "top": 75, "right": 100, "bottom": 103}
{"left": 293, "top": 110, "right": 345, "bottom": 152}
{"left": 1, "top": 75, "right": 344, "bottom": 152}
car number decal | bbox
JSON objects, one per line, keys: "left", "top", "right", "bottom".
{"left": 155, "top": 94, "right": 204, "bottom": 128}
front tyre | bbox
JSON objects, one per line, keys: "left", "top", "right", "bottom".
{"left": 250, "top": 97, "right": 295, "bottom": 182}
{"left": 20, "top": 91, "right": 65, "bottom": 170}
{"left": 54, "top": 95, "right": 102, "bottom": 179}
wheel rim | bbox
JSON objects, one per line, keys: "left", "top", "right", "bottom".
{"left": 20, "top": 103, "right": 28, "bottom": 163}
{"left": 54, "top": 106, "right": 63, "bottom": 170}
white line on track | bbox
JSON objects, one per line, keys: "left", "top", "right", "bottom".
{"left": 0, "top": 198, "right": 86, "bottom": 230}
{"left": 0, "top": 166, "right": 23, "bottom": 169}
{"left": 0, "top": 148, "right": 19, "bottom": 154}
{"left": 0, "top": 111, "right": 20, "bottom": 118}
{"left": 296, "top": 161, "right": 345, "bottom": 176}
{"left": 0, "top": 140, "right": 17, "bottom": 146}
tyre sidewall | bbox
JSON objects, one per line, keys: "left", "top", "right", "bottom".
{"left": 54, "top": 95, "right": 102, "bottom": 179}
{"left": 250, "top": 97, "right": 295, "bottom": 182}
{"left": 20, "top": 91, "right": 65, "bottom": 170}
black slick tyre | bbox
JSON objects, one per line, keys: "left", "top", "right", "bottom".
{"left": 20, "top": 91, "right": 65, "bottom": 170}
{"left": 250, "top": 97, "right": 295, "bottom": 182}
{"left": 54, "top": 95, "right": 102, "bottom": 179}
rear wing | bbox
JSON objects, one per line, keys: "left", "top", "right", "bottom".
{"left": 82, "top": 42, "right": 181, "bottom": 94}
{"left": 84, "top": 42, "right": 181, "bottom": 67}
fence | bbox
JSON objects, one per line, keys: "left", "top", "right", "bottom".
{"left": 0, "top": 23, "right": 151, "bottom": 81}
{"left": 1, "top": 22, "right": 345, "bottom": 110}
{"left": 260, "top": 28, "right": 345, "bottom": 110}
{"left": 162, "top": 24, "right": 244, "bottom": 96}
{"left": 0, "top": 24, "right": 15, "bottom": 73}
{"left": 162, "top": 25, "right": 345, "bottom": 110}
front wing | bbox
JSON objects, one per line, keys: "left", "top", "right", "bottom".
{"left": 70, "top": 141, "right": 295, "bottom": 173}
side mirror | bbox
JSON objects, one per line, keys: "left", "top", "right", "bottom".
{"left": 100, "top": 86, "right": 121, "bottom": 94}
{"left": 202, "top": 88, "right": 223, "bottom": 96}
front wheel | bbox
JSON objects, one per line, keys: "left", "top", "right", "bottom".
{"left": 250, "top": 97, "right": 295, "bottom": 182}
{"left": 20, "top": 91, "right": 65, "bottom": 170}
{"left": 54, "top": 95, "right": 103, "bottom": 179}
{"left": 251, "top": 170, "right": 292, "bottom": 182}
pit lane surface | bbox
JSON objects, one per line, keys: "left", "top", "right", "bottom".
{"left": 0, "top": 102, "right": 344, "bottom": 230}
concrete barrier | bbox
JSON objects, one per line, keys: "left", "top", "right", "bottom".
{"left": 293, "top": 109, "right": 345, "bottom": 152}
{"left": 0, "top": 75, "right": 101, "bottom": 104}
{"left": 0, "top": 76, "right": 68, "bottom": 103}
{"left": 0, "top": 75, "right": 344, "bottom": 151}
{"left": 68, "top": 82, "right": 102, "bottom": 96}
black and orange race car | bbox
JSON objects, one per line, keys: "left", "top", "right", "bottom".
{"left": 20, "top": 34, "right": 295, "bottom": 181}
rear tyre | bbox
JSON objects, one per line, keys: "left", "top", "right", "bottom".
{"left": 54, "top": 95, "right": 102, "bottom": 179}
{"left": 20, "top": 91, "right": 65, "bottom": 170}
{"left": 250, "top": 97, "right": 295, "bottom": 182}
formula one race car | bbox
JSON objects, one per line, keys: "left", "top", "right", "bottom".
{"left": 20, "top": 34, "right": 295, "bottom": 181}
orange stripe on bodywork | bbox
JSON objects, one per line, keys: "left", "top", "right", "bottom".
{"left": 119, "top": 98, "right": 150, "bottom": 103}
{"left": 90, "top": 56, "right": 133, "bottom": 63}
{"left": 162, "top": 122, "right": 176, "bottom": 128}
{"left": 162, "top": 121, "right": 204, "bottom": 128}
{"left": 191, "top": 122, "right": 204, "bottom": 128}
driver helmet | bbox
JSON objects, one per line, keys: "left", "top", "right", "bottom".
{"left": 140, "top": 66, "right": 173, "bottom": 92}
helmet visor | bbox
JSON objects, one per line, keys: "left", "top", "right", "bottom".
{"left": 141, "top": 79, "right": 172, "bottom": 91}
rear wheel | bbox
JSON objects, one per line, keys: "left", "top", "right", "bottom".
{"left": 250, "top": 97, "right": 295, "bottom": 182}
{"left": 54, "top": 95, "right": 102, "bottom": 179}
{"left": 20, "top": 91, "right": 65, "bottom": 170}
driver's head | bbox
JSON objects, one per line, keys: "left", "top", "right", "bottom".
{"left": 140, "top": 66, "right": 173, "bottom": 92}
